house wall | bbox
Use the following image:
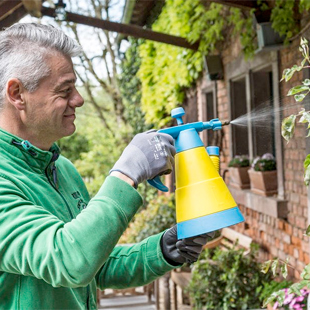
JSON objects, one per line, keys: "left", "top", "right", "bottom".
{"left": 193, "top": 34, "right": 310, "bottom": 279}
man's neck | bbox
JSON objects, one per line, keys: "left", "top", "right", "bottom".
{"left": 0, "top": 112, "right": 53, "bottom": 150}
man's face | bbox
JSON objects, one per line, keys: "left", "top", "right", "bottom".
{"left": 21, "top": 53, "right": 84, "bottom": 145}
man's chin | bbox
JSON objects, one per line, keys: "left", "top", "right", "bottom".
{"left": 62, "top": 125, "right": 76, "bottom": 138}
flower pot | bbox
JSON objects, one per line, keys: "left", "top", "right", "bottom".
{"left": 229, "top": 167, "right": 250, "bottom": 189}
{"left": 248, "top": 169, "right": 277, "bottom": 196}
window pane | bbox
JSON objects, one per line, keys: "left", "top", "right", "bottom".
{"left": 251, "top": 70, "right": 275, "bottom": 157}
{"left": 231, "top": 78, "right": 249, "bottom": 156}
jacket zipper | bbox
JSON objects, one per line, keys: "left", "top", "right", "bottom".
{"left": 45, "top": 162, "right": 90, "bottom": 309}
{"left": 86, "top": 286, "right": 90, "bottom": 309}
{"left": 45, "top": 162, "right": 74, "bottom": 219}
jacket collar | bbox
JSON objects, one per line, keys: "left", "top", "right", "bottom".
{"left": 0, "top": 127, "right": 60, "bottom": 170}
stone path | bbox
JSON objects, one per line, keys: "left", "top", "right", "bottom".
{"left": 98, "top": 295, "right": 156, "bottom": 310}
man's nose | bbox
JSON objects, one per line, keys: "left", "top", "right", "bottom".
{"left": 70, "top": 90, "right": 84, "bottom": 108}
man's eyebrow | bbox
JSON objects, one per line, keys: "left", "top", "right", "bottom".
{"left": 54, "top": 79, "right": 76, "bottom": 92}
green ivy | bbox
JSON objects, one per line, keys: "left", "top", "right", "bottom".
{"left": 300, "top": 0, "right": 310, "bottom": 12}
{"left": 271, "top": 0, "right": 298, "bottom": 43}
{"left": 119, "top": 38, "right": 152, "bottom": 135}
{"left": 138, "top": 0, "right": 256, "bottom": 126}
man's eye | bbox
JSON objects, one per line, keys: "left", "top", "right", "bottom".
{"left": 60, "top": 88, "right": 71, "bottom": 97}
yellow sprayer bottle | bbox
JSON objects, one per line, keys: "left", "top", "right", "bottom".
{"left": 148, "top": 107, "right": 244, "bottom": 239}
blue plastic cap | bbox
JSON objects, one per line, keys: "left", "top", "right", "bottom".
{"left": 175, "top": 128, "right": 204, "bottom": 153}
{"left": 207, "top": 146, "right": 220, "bottom": 156}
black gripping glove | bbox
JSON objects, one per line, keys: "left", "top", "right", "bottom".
{"left": 110, "top": 130, "right": 176, "bottom": 187}
{"left": 160, "top": 225, "right": 215, "bottom": 265}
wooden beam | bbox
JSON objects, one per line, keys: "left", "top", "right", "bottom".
{"left": 0, "top": 4, "right": 27, "bottom": 28}
{"left": 0, "top": 0, "right": 23, "bottom": 22}
{"left": 41, "top": 6, "right": 199, "bottom": 51}
{"left": 203, "top": 0, "right": 258, "bottom": 10}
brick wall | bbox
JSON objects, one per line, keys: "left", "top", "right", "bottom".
{"left": 190, "top": 33, "right": 310, "bottom": 280}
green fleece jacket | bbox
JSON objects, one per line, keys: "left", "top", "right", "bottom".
{"left": 0, "top": 128, "right": 176, "bottom": 310}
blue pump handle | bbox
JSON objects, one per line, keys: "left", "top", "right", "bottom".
{"left": 147, "top": 176, "right": 169, "bottom": 192}
{"left": 147, "top": 107, "right": 223, "bottom": 191}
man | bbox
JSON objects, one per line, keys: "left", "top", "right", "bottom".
{"left": 0, "top": 23, "right": 211, "bottom": 309}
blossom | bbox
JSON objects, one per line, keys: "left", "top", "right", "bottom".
{"left": 273, "top": 288, "right": 310, "bottom": 310}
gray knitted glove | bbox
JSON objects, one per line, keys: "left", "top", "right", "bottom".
{"left": 110, "top": 130, "right": 175, "bottom": 187}
{"left": 160, "top": 225, "right": 215, "bottom": 265}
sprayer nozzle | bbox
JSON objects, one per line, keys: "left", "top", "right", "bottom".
{"left": 221, "top": 120, "right": 230, "bottom": 126}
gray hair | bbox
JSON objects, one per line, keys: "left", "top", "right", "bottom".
{"left": 0, "top": 23, "right": 82, "bottom": 106}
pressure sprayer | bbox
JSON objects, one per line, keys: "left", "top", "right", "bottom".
{"left": 148, "top": 107, "right": 244, "bottom": 239}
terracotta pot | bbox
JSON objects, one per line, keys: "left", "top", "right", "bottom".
{"left": 229, "top": 166, "right": 250, "bottom": 189}
{"left": 248, "top": 169, "right": 277, "bottom": 196}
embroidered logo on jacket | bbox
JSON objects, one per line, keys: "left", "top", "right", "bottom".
{"left": 71, "top": 191, "right": 87, "bottom": 210}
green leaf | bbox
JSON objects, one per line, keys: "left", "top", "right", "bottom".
{"left": 287, "top": 85, "right": 309, "bottom": 95}
{"left": 280, "top": 263, "right": 288, "bottom": 279}
{"left": 302, "top": 78, "right": 310, "bottom": 86}
{"left": 304, "top": 155, "right": 310, "bottom": 186}
{"left": 301, "top": 37, "right": 308, "bottom": 45}
{"left": 295, "top": 93, "right": 307, "bottom": 102}
{"left": 281, "top": 68, "right": 291, "bottom": 81}
{"left": 261, "top": 260, "right": 272, "bottom": 274}
{"left": 281, "top": 114, "right": 297, "bottom": 142}
{"left": 271, "top": 259, "right": 278, "bottom": 276}
{"left": 306, "top": 224, "right": 310, "bottom": 236}
{"left": 299, "top": 110, "right": 310, "bottom": 124}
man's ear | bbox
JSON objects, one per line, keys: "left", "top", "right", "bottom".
{"left": 6, "top": 78, "right": 26, "bottom": 111}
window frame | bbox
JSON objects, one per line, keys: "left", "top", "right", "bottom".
{"left": 227, "top": 51, "right": 284, "bottom": 199}
{"left": 200, "top": 81, "right": 217, "bottom": 145}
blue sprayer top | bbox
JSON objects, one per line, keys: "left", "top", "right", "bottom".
{"left": 158, "top": 107, "right": 222, "bottom": 153}
{"left": 147, "top": 107, "right": 224, "bottom": 191}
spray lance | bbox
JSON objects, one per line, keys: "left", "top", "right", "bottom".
{"left": 147, "top": 107, "right": 244, "bottom": 239}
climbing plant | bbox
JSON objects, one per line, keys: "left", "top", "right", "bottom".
{"left": 138, "top": 0, "right": 258, "bottom": 126}
{"left": 138, "top": 0, "right": 310, "bottom": 127}
{"left": 262, "top": 37, "right": 310, "bottom": 308}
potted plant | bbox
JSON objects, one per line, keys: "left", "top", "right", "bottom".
{"left": 248, "top": 153, "right": 277, "bottom": 196}
{"left": 228, "top": 155, "right": 251, "bottom": 189}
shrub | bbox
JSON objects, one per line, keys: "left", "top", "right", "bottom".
{"left": 120, "top": 194, "right": 176, "bottom": 244}
{"left": 252, "top": 153, "right": 276, "bottom": 171}
{"left": 187, "top": 243, "right": 272, "bottom": 310}
{"left": 228, "top": 155, "right": 250, "bottom": 168}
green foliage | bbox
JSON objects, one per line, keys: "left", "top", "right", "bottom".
{"left": 252, "top": 153, "right": 277, "bottom": 171}
{"left": 300, "top": 0, "right": 310, "bottom": 12}
{"left": 119, "top": 38, "right": 152, "bottom": 135}
{"left": 269, "top": 36, "right": 310, "bottom": 306}
{"left": 58, "top": 132, "right": 90, "bottom": 162}
{"left": 228, "top": 8, "right": 257, "bottom": 58}
{"left": 259, "top": 279, "right": 293, "bottom": 304}
{"left": 138, "top": 0, "right": 256, "bottom": 127}
{"left": 281, "top": 38, "right": 310, "bottom": 185}
{"left": 228, "top": 155, "right": 250, "bottom": 168}
{"left": 187, "top": 243, "right": 272, "bottom": 310}
{"left": 120, "top": 194, "right": 176, "bottom": 243}
{"left": 270, "top": 0, "right": 297, "bottom": 43}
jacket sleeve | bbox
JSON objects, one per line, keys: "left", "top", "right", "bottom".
{"left": 95, "top": 232, "right": 180, "bottom": 290}
{"left": 0, "top": 175, "right": 142, "bottom": 288}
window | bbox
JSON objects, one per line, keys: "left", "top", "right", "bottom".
{"left": 251, "top": 68, "right": 275, "bottom": 157}
{"left": 205, "top": 91, "right": 215, "bottom": 145}
{"left": 227, "top": 51, "right": 284, "bottom": 198}
{"left": 230, "top": 78, "right": 248, "bottom": 156}
{"left": 230, "top": 68, "right": 275, "bottom": 158}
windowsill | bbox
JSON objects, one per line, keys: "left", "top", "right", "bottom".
{"left": 228, "top": 186, "right": 288, "bottom": 219}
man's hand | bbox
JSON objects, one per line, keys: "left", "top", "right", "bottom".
{"left": 160, "top": 225, "right": 215, "bottom": 265}
{"left": 110, "top": 130, "right": 175, "bottom": 188}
